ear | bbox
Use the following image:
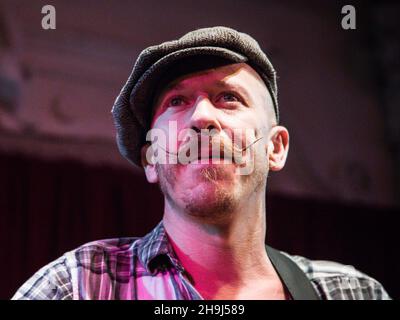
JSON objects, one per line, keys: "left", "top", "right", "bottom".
{"left": 141, "top": 143, "right": 159, "bottom": 183}
{"left": 267, "top": 126, "right": 289, "bottom": 171}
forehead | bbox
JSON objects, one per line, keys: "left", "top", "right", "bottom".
{"left": 155, "top": 62, "right": 267, "bottom": 100}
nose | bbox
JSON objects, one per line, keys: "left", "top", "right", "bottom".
{"left": 189, "top": 95, "right": 221, "bottom": 133}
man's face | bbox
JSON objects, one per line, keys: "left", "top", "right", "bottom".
{"left": 143, "top": 62, "right": 279, "bottom": 222}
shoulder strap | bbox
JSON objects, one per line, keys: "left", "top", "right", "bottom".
{"left": 266, "top": 245, "right": 321, "bottom": 300}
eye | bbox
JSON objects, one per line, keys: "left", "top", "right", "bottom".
{"left": 219, "top": 92, "right": 240, "bottom": 103}
{"left": 168, "top": 96, "right": 185, "bottom": 107}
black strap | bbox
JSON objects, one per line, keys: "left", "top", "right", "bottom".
{"left": 266, "top": 245, "right": 321, "bottom": 300}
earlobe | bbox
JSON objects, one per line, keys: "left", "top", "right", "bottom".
{"left": 141, "top": 144, "right": 159, "bottom": 183}
{"left": 268, "top": 126, "right": 289, "bottom": 172}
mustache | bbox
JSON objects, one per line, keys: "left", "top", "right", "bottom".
{"left": 155, "top": 134, "right": 264, "bottom": 164}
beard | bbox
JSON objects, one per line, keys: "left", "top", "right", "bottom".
{"left": 156, "top": 153, "right": 267, "bottom": 224}
{"left": 156, "top": 163, "right": 236, "bottom": 223}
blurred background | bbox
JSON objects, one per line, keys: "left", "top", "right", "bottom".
{"left": 0, "top": 0, "right": 399, "bottom": 299}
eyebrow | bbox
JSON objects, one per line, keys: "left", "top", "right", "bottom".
{"left": 152, "top": 79, "right": 254, "bottom": 119}
{"left": 164, "top": 79, "right": 252, "bottom": 102}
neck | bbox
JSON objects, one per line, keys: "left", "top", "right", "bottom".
{"left": 163, "top": 186, "right": 279, "bottom": 298}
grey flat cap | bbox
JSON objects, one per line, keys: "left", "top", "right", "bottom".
{"left": 111, "top": 26, "right": 278, "bottom": 167}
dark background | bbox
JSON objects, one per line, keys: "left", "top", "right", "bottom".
{"left": 0, "top": 0, "right": 399, "bottom": 299}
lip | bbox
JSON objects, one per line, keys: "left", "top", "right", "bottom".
{"left": 190, "top": 156, "right": 234, "bottom": 164}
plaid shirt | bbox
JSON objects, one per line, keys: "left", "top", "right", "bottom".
{"left": 12, "top": 221, "right": 391, "bottom": 300}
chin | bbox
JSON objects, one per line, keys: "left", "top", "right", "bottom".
{"left": 178, "top": 174, "right": 237, "bottom": 219}
{"left": 183, "top": 188, "right": 236, "bottom": 222}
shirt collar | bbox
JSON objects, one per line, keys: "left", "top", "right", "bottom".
{"left": 136, "top": 220, "right": 185, "bottom": 274}
{"left": 135, "top": 221, "right": 319, "bottom": 299}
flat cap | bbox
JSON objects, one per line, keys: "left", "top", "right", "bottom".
{"left": 111, "top": 26, "right": 278, "bottom": 167}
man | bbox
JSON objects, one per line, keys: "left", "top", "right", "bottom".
{"left": 12, "top": 26, "right": 390, "bottom": 300}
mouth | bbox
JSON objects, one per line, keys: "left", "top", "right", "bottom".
{"left": 197, "top": 150, "right": 223, "bottom": 160}
{"left": 175, "top": 138, "right": 246, "bottom": 164}
{"left": 190, "top": 149, "right": 236, "bottom": 164}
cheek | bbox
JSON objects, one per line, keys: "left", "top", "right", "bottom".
{"left": 158, "top": 164, "right": 195, "bottom": 186}
{"left": 152, "top": 107, "right": 191, "bottom": 126}
{"left": 221, "top": 117, "right": 261, "bottom": 146}
{"left": 256, "top": 141, "right": 270, "bottom": 169}
{"left": 151, "top": 111, "right": 189, "bottom": 139}
{"left": 159, "top": 163, "right": 177, "bottom": 177}
{"left": 157, "top": 164, "right": 177, "bottom": 194}
{"left": 222, "top": 109, "right": 261, "bottom": 130}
